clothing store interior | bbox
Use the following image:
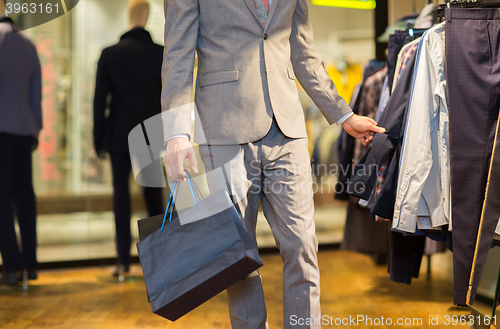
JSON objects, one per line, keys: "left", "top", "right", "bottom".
{"left": 2, "top": 0, "right": 500, "bottom": 328}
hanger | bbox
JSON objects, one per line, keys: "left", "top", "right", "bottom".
{"left": 437, "top": 0, "right": 500, "bottom": 20}
{"left": 405, "top": 22, "right": 428, "bottom": 38}
{"left": 440, "top": 0, "right": 500, "bottom": 9}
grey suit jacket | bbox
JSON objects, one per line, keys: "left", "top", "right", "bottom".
{"left": 0, "top": 16, "right": 42, "bottom": 136}
{"left": 161, "top": 0, "right": 352, "bottom": 145}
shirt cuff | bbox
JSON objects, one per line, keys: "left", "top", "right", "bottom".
{"left": 336, "top": 112, "right": 354, "bottom": 126}
{"left": 165, "top": 134, "right": 190, "bottom": 144}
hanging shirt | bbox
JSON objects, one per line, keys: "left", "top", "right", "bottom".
{"left": 376, "top": 75, "right": 390, "bottom": 122}
{"left": 396, "top": 44, "right": 419, "bottom": 85}
{"left": 353, "top": 67, "right": 387, "bottom": 165}
{"left": 392, "top": 38, "right": 420, "bottom": 93}
{"left": 393, "top": 22, "right": 450, "bottom": 233}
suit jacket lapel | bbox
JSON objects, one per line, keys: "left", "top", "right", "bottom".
{"left": 242, "top": 0, "right": 262, "bottom": 27}
{"left": 264, "top": 0, "right": 279, "bottom": 32}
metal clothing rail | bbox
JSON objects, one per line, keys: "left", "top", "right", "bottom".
{"left": 444, "top": 0, "right": 500, "bottom": 8}
{"left": 437, "top": 0, "right": 500, "bottom": 20}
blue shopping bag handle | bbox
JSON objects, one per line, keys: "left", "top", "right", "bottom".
{"left": 161, "top": 171, "right": 204, "bottom": 232}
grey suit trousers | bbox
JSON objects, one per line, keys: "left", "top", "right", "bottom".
{"left": 200, "top": 119, "right": 320, "bottom": 329}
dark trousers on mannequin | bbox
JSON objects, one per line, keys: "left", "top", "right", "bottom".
{"left": 109, "top": 153, "right": 164, "bottom": 266}
{"left": 446, "top": 8, "right": 500, "bottom": 306}
{"left": 0, "top": 133, "right": 38, "bottom": 272}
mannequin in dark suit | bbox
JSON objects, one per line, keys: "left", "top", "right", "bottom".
{"left": 93, "top": 0, "right": 164, "bottom": 276}
{"left": 0, "top": 2, "right": 42, "bottom": 286}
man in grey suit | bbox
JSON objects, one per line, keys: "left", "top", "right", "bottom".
{"left": 0, "top": 0, "right": 42, "bottom": 286}
{"left": 161, "top": 0, "right": 384, "bottom": 328}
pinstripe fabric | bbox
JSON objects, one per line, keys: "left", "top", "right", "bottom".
{"left": 445, "top": 8, "right": 500, "bottom": 306}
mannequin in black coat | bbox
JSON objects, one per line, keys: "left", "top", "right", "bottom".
{"left": 93, "top": 0, "right": 164, "bottom": 277}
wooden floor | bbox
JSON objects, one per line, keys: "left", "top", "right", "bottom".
{"left": 0, "top": 250, "right": 476, "bottom": 328}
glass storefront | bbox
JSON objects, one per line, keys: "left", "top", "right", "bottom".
{"left": 28, "top": 0, "right": 165, "bottom": 197}
{"left": 4, "top": 0, "right": 376, "bottom": 265}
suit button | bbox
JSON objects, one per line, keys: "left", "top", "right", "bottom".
{"left": 263, "top": 34, "right": 268, "bottom": 40}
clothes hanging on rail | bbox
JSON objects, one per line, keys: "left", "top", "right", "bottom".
{"left": 386, "top": 31, "right": 410, "bottom": 93}
{"left": 341, "top": 196, "right": 391, "bottom": 256}
{"left": 366, "top": 45, "right": 431, "bottom": 284}
{"left": 376, "top": 76, "right": 390, "bottom": 122}
{"left": 348, "top": 8, "right": 500, "bottom": 305}
{"left": 336, "top": 4, "right": 500, "bottom": 305}
{"left": 393, "top": 22, "right": 449, "bottom": 234}
{"left": 392, "top": 39, "right": 419, "bottom": 94}
{"left": 354, "top": 67, "right": 387, "bottom": 165}
{"left": 342, "top": 45, "right": 445, "bottom": 282}
{"left": 335, "top": 61, "right": 386, "bottom": 200}
{"left": 341, "top": 66, "right": 390, "bottom": 257}
{"left": 348, "top": 40, "right": 420, "bottom": 220}
{"left": 388, "top": 230, "right": 426, "bottom": 284}
{"left": 343, "top": 20, "right": 448, "bottom": 287}
{"left": 339, "top": 7, "right": 480, "bottom": 285}
{"left": 386, "top": 27, "right": 428, "bottom": 94}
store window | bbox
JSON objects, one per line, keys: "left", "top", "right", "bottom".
{"left": 1, "top": 0, "right": 167, "bottom": 265}
{"left": 3, "top": 1, "right": 375, "bottom": 265}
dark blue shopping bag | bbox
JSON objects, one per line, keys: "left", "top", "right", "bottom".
{"left": 136, "top": 173, "right": 263, "bottom": 322}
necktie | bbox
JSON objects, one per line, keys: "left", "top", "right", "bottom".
{"left": 254, "top": 0, "right": 269, "bottom": 26}
{"left": 262, "top": 0, "right": 270, "bottom": 12}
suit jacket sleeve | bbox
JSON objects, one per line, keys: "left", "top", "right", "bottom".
{"left": 30, "top": 52, "right": 42, "bottom": 133}
{"left": 161, "top": 0, "right": 200, "bottom": 142}
{"left": 289, "top": 0, "right": 353, "bottom": 125}
{"left": 93, "top": 50, "right": 110, "bottom": 153}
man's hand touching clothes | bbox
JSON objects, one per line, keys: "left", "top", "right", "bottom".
{"left": 342, "top": 114, "right": 386, "bottom": 146}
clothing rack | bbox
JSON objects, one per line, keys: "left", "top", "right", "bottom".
{"left": 441, "top": 0, "right": 500, "bottom": 10}
{"left": 437, "top": 0, "right": 500, "bottom": 20}
{"left": 447, "top": 0, "right": 500, "bottom": 5}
